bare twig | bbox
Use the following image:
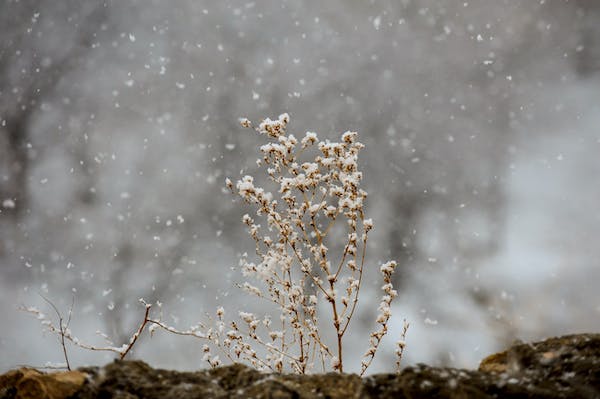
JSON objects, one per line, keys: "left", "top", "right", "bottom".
{"left": 119, "top": 301, "right": 152, "bottom": 360}
{"left": 23, "top": 299, "right": 154, "bottom": 362}
{"left": 39, "top": 294, "right": 71, "bottom": 371}
{"left": 395, "top": 320, "right": 410, "bottom": 373}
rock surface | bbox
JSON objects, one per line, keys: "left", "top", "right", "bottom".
{"left": 0, "top": 369, "right": 85, "bottom": 399}
{"left": 1, "top": 333, "right": 599, "bottom": 398}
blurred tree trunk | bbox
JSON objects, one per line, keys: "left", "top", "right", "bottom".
{"left": 0, "top": 115, "right": 29, "bottom": 218}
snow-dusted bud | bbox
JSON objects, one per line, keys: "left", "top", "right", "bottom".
{"left": 341, "top": 131, "right": 358, "bottom": 143}
{"left": 380, "top": 260, "right": 397, "bottom": 275}
{"left": 239, "top": 117, "right": 252, "bottom": 128}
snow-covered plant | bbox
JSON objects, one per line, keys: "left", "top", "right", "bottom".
{"left": 207, "top": 113, "right": 401, "bottom": 374}
{"left": 22, "top": 298, "right": 153, "bottom": 370}
{"left": 25, "top": 113, "right": 405, "bottom": 375}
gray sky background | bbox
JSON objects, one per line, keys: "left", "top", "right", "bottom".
{"left": 1, "top": 0, "right": 599, "bottom": 373}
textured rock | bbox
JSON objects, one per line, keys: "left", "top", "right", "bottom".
{"left": 0, "top": 368, "right": 85, "bottom": 399}
{"left": 1, "top": 333, "right": 599, "bottom": 399}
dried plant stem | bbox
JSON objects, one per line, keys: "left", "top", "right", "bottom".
{"left": 24, "top": 299, "right": 154, "bottom": 362}
{"left": 119, "top": 303, "right": 152, "bottom": 360}
{"left": 330, "top": 293, "right": 343, "bottom": 372}
{"left": 395, "top": 320, "right": 410, "bottom": 373}
{"left": 145, "top": 317, "right": 237, "bottom": 365}
{"left": 340, "top": 234, "right": 367, "bottom": 336}
{"left": 39, "top": 294, "right": 73, "bottom": 371}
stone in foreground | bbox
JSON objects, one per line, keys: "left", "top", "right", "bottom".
{"left": 1, "top": 333, "right": 599, "bottom": 398}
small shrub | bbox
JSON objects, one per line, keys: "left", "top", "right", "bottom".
{"left": 26, "top": 113, "right": 407, "bottom": 375}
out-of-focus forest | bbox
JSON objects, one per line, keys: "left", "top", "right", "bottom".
{"left": 1, "top": 0, "right": 599, "bottom": 373}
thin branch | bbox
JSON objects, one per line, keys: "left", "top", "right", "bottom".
{"left": 340, "top": 233, "right": 368, "bottom": 336}
{"left": 119, "top": 303, "right": 152, "bottom": 360}
{"left": 395, "top": 320, "right": 410, "bottom": 374}
{"left": 39, "top": 294, "right": 71, "bottom": 371}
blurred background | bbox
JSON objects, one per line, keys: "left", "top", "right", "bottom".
{"left": 1, "top": 0, "right": 599, "bottom": 374}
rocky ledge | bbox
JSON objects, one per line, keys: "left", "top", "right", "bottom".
{"left": 1, "top": 333, "right": 599, "bottom": 398}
